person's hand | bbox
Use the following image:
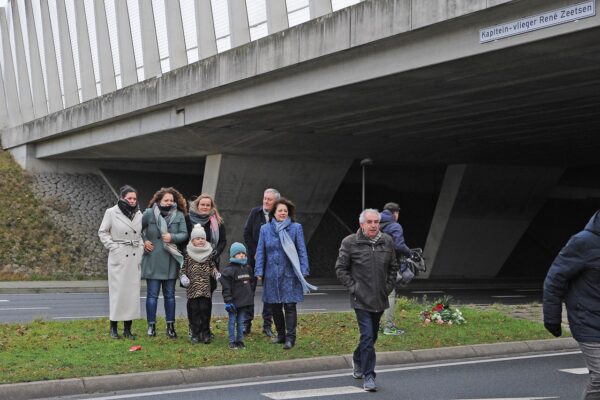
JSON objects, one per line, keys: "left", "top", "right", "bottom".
{"left": 225, "top": 303, "right": 236, "bottom": 313}
{"left": 180, "top": 274, "right": 190, "bottom": 288}
{"left": 256, "top": 276, "right": 262, "bottom": 281}
{"left": 544, "top": 322, "right": 562, "bottom": 337}
{"left": 144, "top": 241, "right": 154, "bottom": 252}
{"left": 162, "top": 233, "right": 172, "bottom": 243}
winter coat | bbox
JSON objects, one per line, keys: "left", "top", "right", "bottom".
{"left": 243, "top": 206, "right": 268, "bottom": 267}
{"left": 98, "top": 205, "right": 143, "bottom": 321}
{"left": 255, "top": 220, "right": 309, "bottom": 304}
{"left": 335, "top": 229, "right": 398, "bottom": 313}
{"left": 544, "top": 210, "right": 600, "bottom": 342}
{"left": 220, "top": 263, "right": 254, "bottom": 308}
{"left": 379, "top": 210, "right": 412, "bottom": 257}
{"left": 184, "top": 215, "right": 227, "bottom": 268}
{"left": 180, "top": 255, "right": 218, "bottom": 299}
{"left": 140, "top": 208, "right": 188, "bottom": 280}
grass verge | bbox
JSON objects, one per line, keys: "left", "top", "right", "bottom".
{"left": 0, "top": 299, "right": 561, "bottom": 385}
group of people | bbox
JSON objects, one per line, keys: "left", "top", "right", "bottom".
{"left": 98, "top": 186, "right": 316, "bottom": 351}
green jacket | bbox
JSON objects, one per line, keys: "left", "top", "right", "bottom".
{"left": 141, "top": 208, "right": 188, "bottom": 280}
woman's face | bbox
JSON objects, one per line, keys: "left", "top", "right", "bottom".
{"left": 123, "top": 192, "right": 137, "bottom": 207}
{"left": 160, "top": 193, "right": 175, "bottom": 207}
{"left": 192, "top": 237, "right": 206, "bottom": 247}
{"left": 198, "top": 198, "right": 212, "bottom": 214}
{"left": 274, "top": 204, "right": 289, "bottom": 222}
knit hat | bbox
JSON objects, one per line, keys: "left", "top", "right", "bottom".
{"left": 229, "top": 242, "right": 247, "bottom": 258}
{"left": 190, "top": 224, "right": 206, "bottom": 240}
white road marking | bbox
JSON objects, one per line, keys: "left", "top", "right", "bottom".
{"left": 411, "top": 290, "right": 445, "bottom": 294}
{"left": 0, "top": 307, "right": 50, "bottom": 311}
{"left": 560, "top": 368, "right": 589, "bottom": 374}
{"left": 0, "top": 299, "right": 9, "bottom": 302}
{"left": 305, "top": 292, "right": 327, "bottom": 296}
{"left": 262, "top": 386, "right": 363, "bottom": 399}
{"left": 514, "top": 289, "right": 542, "bottom": 292}
{"left": 453, "top": 397, "right": 556, "bottom": 399}
{"left": 83, "top": 351, "right": 582, "bottom": 400}
{"left": 53, "top": 316, "right": 107, "bottom": 320}
{"left": 490, "top": 295, "right": 526, "bottom": 298}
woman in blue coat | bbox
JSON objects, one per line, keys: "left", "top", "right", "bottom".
{"left": 255, "top": 198, "right": 317, "bottom": 349}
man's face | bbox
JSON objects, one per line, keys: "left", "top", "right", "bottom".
{"left": 393, "top": 211, "right": 399, "bottom": 222}
{"left": 360, "top": 211, "right": 380, "bottom": 239}
{"left": 263, "top": 192, "right": 277, "bottom": 212}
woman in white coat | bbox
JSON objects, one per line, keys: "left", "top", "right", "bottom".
{"left": 98, "top": 185, "right": 144, "bottom": 339}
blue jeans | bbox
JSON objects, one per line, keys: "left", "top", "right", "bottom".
{"left": 353, "top": 308, "right": 383, "bottom": 379}
{"left": 228, "top": 306, "right": 250, "bottom": 343}
{"left": 146, "top": 279, "right": 176, "bottom": 323}
{"left": 579, "top": 342, "right": 600, "bottom": 399}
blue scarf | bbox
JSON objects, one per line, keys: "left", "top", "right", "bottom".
{"left": 153, "top": 204, "right": 184, "bottom": 268}
{"left": 273, "top": 218, "right": 317, "bottom": 294}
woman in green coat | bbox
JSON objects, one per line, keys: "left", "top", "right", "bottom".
{"left": 141, "top": 187, "right": 188, "bottom": 339}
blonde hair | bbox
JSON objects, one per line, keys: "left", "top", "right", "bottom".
{"left": 192, "top": 194, "right": 224, "bottom": 224}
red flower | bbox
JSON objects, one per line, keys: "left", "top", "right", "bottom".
{"left": 432, "top": 303, "right": 443, "bottom": 312}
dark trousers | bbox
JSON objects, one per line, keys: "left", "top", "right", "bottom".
{"left": 353, "top": 308, "right": 383, "bottom": 379}
{"left": 246, "top": 277, "right": 273, "bottom": 331}
{"left": 187, "top": 297, "right": 211, "bottom": 339}
{"left": 271, "top": 302, "right": 297, "bottom": 343}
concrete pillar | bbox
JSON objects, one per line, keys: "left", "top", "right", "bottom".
{"left": 309, "top": 0, "right": 332, "bottom": 19}
{"left": 201, "top": 154, "right": 351, "bottom": 246}
{"left": 195, "top": 0, "right": 217, "bottom": 60}
{"left": 0, "top": 8, "right": 22, "bottom": 126}
{"left": 93, "top": 0, "right": 116, "bottom": 94}
{"left": 74, "top": 0, "right": 97, "bottom": 101}
{"left": 115, "top": 0, "right": 137, "bottom": 87}
{"left": 422, "top": 164, "right": 564, "bottom": 278}
{"left": 10, "top": 1, "right": 35, "bottom": 122}
{"left": 139, "top": 0, "right": 161, "bottom": 78}
{"left": 164, "top": 0, "right": 187, "bottom": 70}
{"left": 0, "top": 63, "right": 8, "bottom": 129}
{"left": 227, "top": 0, "right": 250, "bottom": 48}
{"left": 24, "top": 0, "right": 48, "bottom": 118}
{"left": 56, "top": 0, "right": 79, "bottom": 107}
{"left": 266, "top": 0, "right": 288, "bottom": 34}
{"left": 40, "top": 0, "right": 63, "bottom": 112}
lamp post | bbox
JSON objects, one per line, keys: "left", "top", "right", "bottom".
{"left": 360, "top": 158, "right": 373, "bottom": 210}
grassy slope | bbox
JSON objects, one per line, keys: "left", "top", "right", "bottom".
{"left": 0, "top": 149, "right": 84, "bottom": 279}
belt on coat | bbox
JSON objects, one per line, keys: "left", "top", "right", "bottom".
{"left": 113, "top": 239, "right": 142, "bottom": 246}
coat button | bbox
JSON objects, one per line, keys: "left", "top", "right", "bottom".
{"left": 125, "top": 232, "right": 128, "bottom": 235}
{"left": 126, "top": 255, "right": 129, "bottom": 257}
{"left": 134, "top": 231, "right": 137, "bottom": 233}
{"left": 133, "top": 253, "right": 136, "bottom": 256}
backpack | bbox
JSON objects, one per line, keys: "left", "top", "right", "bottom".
{"left": 395, "top": 248, "right": 426, "bottom": 290}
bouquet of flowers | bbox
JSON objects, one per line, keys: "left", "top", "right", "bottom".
{"left": 419, "top": 295, "right": 466, "bottom": 325}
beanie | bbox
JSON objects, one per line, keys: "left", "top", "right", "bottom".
{"left": 190, "top": 224, "right": 206, "bottom": 240}
{"left": 229, "top": 242, "right": 247, "bottom": 258}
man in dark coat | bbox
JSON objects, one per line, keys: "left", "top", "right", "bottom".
{"left": 543, "top": 210, "right": 600, "bottom": 400}
{"left": 242, "top": 188, "right": 280, "bottom": 337}
{"left": 335, "top": 209, "right": 398, "bottom": 392}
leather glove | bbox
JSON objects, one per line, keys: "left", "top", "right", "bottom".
{"left": 225, "top": 303, "right": 236, "bottom": 313}
{"left": 544, "top": 322, "right": 562, "bottom": 337}
{"left": 180, "top": 274, "right": 190, "bottom": 288}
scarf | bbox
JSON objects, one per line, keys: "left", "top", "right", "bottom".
{"left": 152, "top": 204, "right": 184, "bottom": 267}
{"left": 273, "top": 218, "right": 317, "bottom": 294}
{"left": 186, "top": 241, "right": 213, "bottom": 263}
{"left": 117, "top": 199, "right": 138, "bottom": 220}
{"left": 189, "top": 205, "right": 220, "bottom": 249}
{"left": 230, "top": 256, "right": 247, "bottom": 265}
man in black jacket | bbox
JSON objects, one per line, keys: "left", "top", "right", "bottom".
{"left": 335, "top": 209, "right": 398, "bottom": 392}
{"left": 544, "top": 210, "right": 600, "bottom": 400}
{"left": 243, "top": 188, "right": 280, "bottom": 337}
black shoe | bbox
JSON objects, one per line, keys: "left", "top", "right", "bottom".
{"left": 201, "top": 332, "right": 212, "bottom": 344}
{"left": 283, "top": 340, "right": 294, "bottom": 350}
{"left": 109, "top": 321, "right": 120, "bottom": 339}
{"left": 166, "top": 323, "right": 177, "bottom": 339}
{"left": 190, "top": 336, "right": 200, "bottom": 344}
{"left": 236, "top": 341, "right": 246, "bottom": 349}
{"left": 123, "top": 321, "right": 135, "bottom": 340}
{"left": 229, "top": 342, "right": 237, "bottom": 350}
{"left": 271, "top": 337, "right": 285, "bottom": 344}
{"left": 147, "top": 323, "right": 156, "bottom": 337}
{"left": 263, "top": 327, "right": 274, "bottom": 337}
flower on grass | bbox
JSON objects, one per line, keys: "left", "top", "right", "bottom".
{"left": 419, "top": 296, "right": 467, "bottom": 325}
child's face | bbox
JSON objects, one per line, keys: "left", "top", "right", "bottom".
{"left": 234, "top": 252, "right": 246, "bottom": 260}
{"left": 192, "top": 237, "right": 206, "bottom": 247}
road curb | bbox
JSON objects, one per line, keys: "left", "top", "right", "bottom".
{"left": 0, "top": 338, "right": 579, "bottom": 399}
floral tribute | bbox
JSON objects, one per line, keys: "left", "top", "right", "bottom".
{"left": 419, "top": 295, "right": 466, "bottom": 325}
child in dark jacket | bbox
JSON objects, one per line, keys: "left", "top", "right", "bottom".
{"left": 220, "top": 242, "right": 254, "bottom": 349}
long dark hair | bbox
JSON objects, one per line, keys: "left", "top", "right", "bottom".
{"left": 147, "top": 187, "right": 188, "bottom": 214}
{"left": 269, "top": 198, "right": 296, "bottom": 221}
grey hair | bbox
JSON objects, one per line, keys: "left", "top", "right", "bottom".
{"left": 359, "top": 208, "right": 380, "bottom": 224}
{"left": 264, "top": 188, "right": 281, "bottom": 200}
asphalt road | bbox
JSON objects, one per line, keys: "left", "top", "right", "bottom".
{"left": 45, "top": 351, "right": 587, "bottom": 400}
{"left": 0, "top": 287, "right": 543, "bottom": 323}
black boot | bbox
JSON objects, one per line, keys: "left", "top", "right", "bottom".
{"left": 123, "top": 320, "right": 135, "bottom": 340}
{"left": 283, "top": 303, "right": 297, "bottom": 349}
{"left": 166, "top": 322, "right": 177, "bottom": 339}
{"left": 109, "top": 320, "right": 120, "bottom": 339}
{"left": 271, "top": 303, "right": 286, "bottom": 344}
{"left": 147, "top": 322, "right": 156, "bottom": 337}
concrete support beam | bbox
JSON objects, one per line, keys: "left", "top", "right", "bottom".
{"left": 139, "top": 0, "right": 161, "bottom": 78}
{"left": 94, "top": 0, "right": 117, "bottom": 94}
{"left": 201, "top": 154, "right": 351, "bottom": 245}
{"left": 0, "top": 63, "right": 8, "bottom": 129}
{"left": 74, "top": 0, "right": 97, "bottom": 101}
{"left": 309, "top": 0, "right": 332, "bottom": 19}
{"left": 164, "top": 0, "right": 187, "bottom": 70}
{"left": 0, "top": 8, "right": 22, "bottom": 126}
{"left": 195, "top": 0, "right": 217, "bottom": 60}
{"left": 10, "top": 1, "right": 34, "bottom": 122}
{"left": 40, "top": 0, "right": 63, "bottom": 113}
{"left": 24, "top": 0, "right": 48, "bottom": 118}
{"left": 266, "top": 0, "right": 288, "bottom": 34}
{"left": 56, "top": 0, "right": 79, "bottom": 107}
{"left": 423, "top": 164, "right": 564, "bottom": 278}
{"left": 115, "top": 0, "right": 138, "bottom": 87}
{"left": 227, "top": 0, "right": 250, "bottom": 48}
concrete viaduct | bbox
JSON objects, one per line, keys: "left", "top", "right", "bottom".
{"left": 1, "top": 0, "right": 600, "bottom": 279}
